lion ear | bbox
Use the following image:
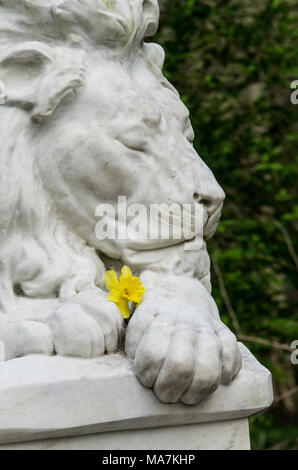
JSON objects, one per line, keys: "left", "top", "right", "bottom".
{"left": 30, "top": 66, "right": 85, "bottom": 123}
{"left": 0, "top": 42, "right": 85, "bottom": 123}
{"left": 142, "top": 42, "right": 165, "bottom": 72}
{"left": 0, "top": 43, "right": 53, "bottom": 111}
{"left": 141, "top": 42, "right": 179, "bottom": 97}
{"left": 143, "top": 0, "right": 160, "bottom": 37}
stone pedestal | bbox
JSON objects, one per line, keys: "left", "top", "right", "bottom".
{"left": 0, "top": 343, "right": 273, "bottom": 450}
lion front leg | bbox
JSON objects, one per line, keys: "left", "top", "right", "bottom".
{"left": 47, "top": 287, "right": 124, "bottom": 358}
{"left": 123, "top": 244, "right": 242, "bottom": 405}
{"left": 126, "top": 272, "right": 242, "bottom": 404}
{"left": 0, "top": 287, "right": 124, "bottom": 361}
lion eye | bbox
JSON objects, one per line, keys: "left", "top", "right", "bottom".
{"left": 116, "top": 132, "right": 148, "bottom": 153}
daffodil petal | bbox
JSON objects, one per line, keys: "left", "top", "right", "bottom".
{"left": 108, "top": 289, "right": 121, "bottom": 303}
{"left": 131, "top": 290, "right": 145, "bottom": 304}
{"left": 121, "top": 277, "right": 141, "bottom": 290}
{"left": 120, "top": 277, "right": 145, "bottom": 304}
{"left": 129, "top": 286, "right": 145, "bottom": 304}
{"left": 105, "top": 270, "right": 119, "bottom": 290}
{"left": 120, "top": 265, "right": 133, "bottom": 281}
{"left": 117, "top": 297, "right": 131, "bottom": 319}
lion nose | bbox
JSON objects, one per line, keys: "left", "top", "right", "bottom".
{"left": 193, "top": 180, "right": 225, "bottom": 239}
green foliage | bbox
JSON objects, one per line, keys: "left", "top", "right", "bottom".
{"left": 156, "top": 0, "right": 298, "bottom": 449}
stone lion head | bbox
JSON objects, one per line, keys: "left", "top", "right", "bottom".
{"left": 0, "top": 2, "right": 244, "bottom": 408}
{"left": 0, "top": 0, "right": 224, "bottom": 315}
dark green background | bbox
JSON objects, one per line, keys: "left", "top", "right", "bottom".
{"left": 155, "top": 0, "right": 298, "bottom": 449}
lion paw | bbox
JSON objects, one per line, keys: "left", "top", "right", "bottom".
{"left": 0, "top": 287, "right": 124, "bottom": 360}
{"left": 49, "top": 304, "right": 105, "bottom": 358}
{"left": 125, "top": 277, "right": 242, "bottom": 404}
{"left": 0, "top": 316, "right": 54, "bottom": 361}
{"left": 48, "top": 289, "right": 124, "bottom": 358}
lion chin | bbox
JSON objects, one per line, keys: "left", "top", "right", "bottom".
{"left": 0, "top": 0, "right": 241, "bottom": 405}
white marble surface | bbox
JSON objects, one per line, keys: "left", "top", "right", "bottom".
{"left": 0, "top": 343, "right": 272, "bottom": 445}
{"left": 0, "top": 0, "right": 242, "bottom": 406}
{"left": 0, "top": 418, "right": 250, "bottom": 451}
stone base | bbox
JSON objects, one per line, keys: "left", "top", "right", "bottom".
{"left": 0, "top": 418, "right": 250, "bottom": 450}
{"left": 0, "top": 343, "right": 272, "bottom": 450}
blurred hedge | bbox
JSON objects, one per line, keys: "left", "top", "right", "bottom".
{"left": 155, "top": 0, "right": 298, "bottom": 449}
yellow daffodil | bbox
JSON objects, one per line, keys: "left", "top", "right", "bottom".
{"left": 104, "top": 266, "right": 145, "bottom": 319}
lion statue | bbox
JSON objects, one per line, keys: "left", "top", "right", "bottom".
{"left": 0, "top": 0, "right": 241, "bottom": 404}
